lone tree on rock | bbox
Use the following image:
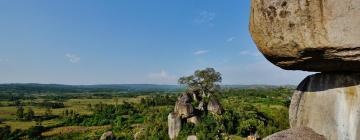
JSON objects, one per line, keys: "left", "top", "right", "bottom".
{"left": 178, "top": 68, "right": 222, "bottom": 98}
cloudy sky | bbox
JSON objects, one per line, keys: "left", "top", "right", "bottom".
{"left": 0, "top": 0, "right": 311, "bottom": 85}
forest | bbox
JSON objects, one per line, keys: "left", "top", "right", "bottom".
{"left": 0, "top": 83, "right": 292, "bottom": 140}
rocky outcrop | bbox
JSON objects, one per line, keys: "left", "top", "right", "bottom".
{"left": 168, "top": 92, "right": 224, "bottom": 139}
{"left": 175, "top": 102, "right": 195, "bottom": 118}
{"left": 264, "top": 127, "right": 326, "bottom": 140}
{"left": 250, "top": 0, "right": 360, "bottom": 72}
{"left": 99, "top": 131, "right": 114, "bottom": 140}
{"left": 168, "top": 112, "right": 181, "bottom": 140}
{"left": 178, "top": 92, "right": 192, "bottom": 103}
{"left": 289, "top": 73, "right": 360, "bottom": 140}
{"left": 174, "top": 93, "right": 196, "bottom": 118}
{"left": 207, "top": 97, "right": 223, "bottom": 115}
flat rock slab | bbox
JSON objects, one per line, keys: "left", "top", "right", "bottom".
{"left": 264, "top": 127, "right": 326, "bottom": 140}
{"left": 290, "top": 73, "right": 360, "bottom": 140}
{"left": 250, "top": 0, "right": 360, "bottom": 72}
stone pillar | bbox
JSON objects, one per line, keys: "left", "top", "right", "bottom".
{"left": 290, "top": 73, "right": 360, "bottom": 140}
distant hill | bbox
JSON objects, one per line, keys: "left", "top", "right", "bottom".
{"left": 0, "top": 83, "right": 183, "bottom": 94}
{"left": 222, "top": 84, "right": 296, "bottom": 89}
{"left": 0, "top": 83, "right": 295, "bottom": 94}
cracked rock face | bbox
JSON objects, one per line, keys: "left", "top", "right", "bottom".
{"left": 250, "top": 0, "right": 360, "bottom": 72}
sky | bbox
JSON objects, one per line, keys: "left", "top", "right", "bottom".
{"left": 0, "top": 0, "right": 311, "bottom": 85}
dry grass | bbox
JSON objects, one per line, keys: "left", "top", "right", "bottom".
{"left": 0, "top": 119, "right": 60, "bottom": 130}
{"left": 42, "top": 125, "right": 111, "bottom": 137}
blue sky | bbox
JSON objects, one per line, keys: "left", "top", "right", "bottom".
{"left": 0, "top": 0, "right": 310, "bottom": 85}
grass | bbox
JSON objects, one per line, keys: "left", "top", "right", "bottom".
{"left": 0, "top": 97, "right": 143, "bottom": 131}
{"left": 0, "top": 119, "right": 60, "bottom": 130}
{"left": 42, "top": 125, "right": 111, "bottom": 137}
{"left": 229, "top": 135, "right": 245, "bottom": 140}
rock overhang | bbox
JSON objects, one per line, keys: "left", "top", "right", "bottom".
{"left": 250, "top": 0, "right": 360, "bottom": 72}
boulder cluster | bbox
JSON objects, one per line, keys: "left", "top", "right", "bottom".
{"left": 250, "top": 0, "right": 360, "bottom": 140}
{"left": 168, "top": 92, "right": 223, "bottom": 140}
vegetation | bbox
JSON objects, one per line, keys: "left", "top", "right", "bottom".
{"left": 0, "top": 82, "right": 293, "bottom": 140}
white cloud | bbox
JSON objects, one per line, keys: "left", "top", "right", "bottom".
{"left": 226, "top": 36, "right": 236, "bottom": 42}
{"left": 194, "top": 50, "right": 209, "bottom": 55}
{"left": 148, "top": 70, "right": 177, "bottom": 84}
{"left": 239, "top": 50, "right": 261, "bottom": 57}
{"left": 194, "top": 11, "right": 216, "bottom": 26}
{"left": 65, "top": 53, "right": 80, "bottom": 63}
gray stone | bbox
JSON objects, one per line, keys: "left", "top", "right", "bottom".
{"left": 250, "top": 0, "right": 360, "bottom": 72}
{"left": 187, "top": 135, "right": 197, "bottom": 140}
{"left": 187, "top": 115, "right": 200, "bottom": 125}
{"left": 207, "top": 97, "right": 223, "bottom": 115}
{"left": 197, "top": 101, "right": 206, "bottom": 111}
{"left": 178, "top": 93, "right": 192, "bottom": 104}
{"left": 99, "top": 131, "right": 114, "bottom": 140}
{"left": 168, "top": 112, "right": 181, "bottom": 140}
{"left": 175, "top": 101, "right": 195, "bottom": 118}
{"left": 264, "top": 127, "right": 326, "bottom": 140}
{"left": 290, "top": 73, "right": 360, "bottom": 140}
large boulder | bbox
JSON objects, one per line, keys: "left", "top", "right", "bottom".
{"left": 168, "top": 112, "right": 181, "bottom": 140}
{"left": 187, "top": 115, "right": 201, "bottom": 125}
{"left": 290, "top": 73, "right": 360, "bottom": 140}
{"left": 250, "top": 0, "right": 360, "bottom": 72}
{"left": 187, "top": 135, "right": 198, "bottom": 140}
{"left": 264, "top": 127, "right": 326, "bottom": 140}
{"left": 207, "top": 97, "right": 223, "bottom": 115}
{"left": 178, "top": 93, "right": 192, "bottom": 104}
{"left": 175, "top": 101, "right": 195, "bottom": 118}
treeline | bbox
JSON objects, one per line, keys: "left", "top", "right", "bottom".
{"left": 0, "top": 84, "right": 183, "bottom": 95}
{"left": 140, "top": 95, "right": 177, "bottom": 106}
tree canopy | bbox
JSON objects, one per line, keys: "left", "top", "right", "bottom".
{"left": 178, "top": 68, "right": 222, "bottom": 97}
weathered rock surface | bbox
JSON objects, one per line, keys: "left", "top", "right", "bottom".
{"left": 99, "top": 131, "right": 114, "bottom": 140}
{"left": 250, "top": 0, "right": 360, "bottom": 72}
{"left": 290, "top": 73, "right": 360, "bottom": 140}
{"left": 178, "top": 93, "right": 192, "bottom": 103}
{"left": 264, "top": 127, "right": 326, "bottom": 140}
{"left": 207, "top": 97, "right": 223, "bottom": 115}
{"left": 187, "top": 115, "right": 200, "bottom": 125}
{"left": 175, "top": 102, "right": 195, "bottom": 118}
{"left": 168, "top": 112, "right": 181, "bottom": 140}
{"left": 187, "top": 135, "right": 198, "bottom": 140}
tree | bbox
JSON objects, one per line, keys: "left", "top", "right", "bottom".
{"left": 178, "top": 68, "right": 222, "bottom": 97}
{"left": 114, "top": 97, "right": 119, "bottom": 106}
{"left": 25, "top": 107, "right": 35, "bottom": 121}
{"left": 27, "top": 125, "right": 45, "bottom": 139}
{"left": 16, "top": 106, "right": 24, "bottom": 120}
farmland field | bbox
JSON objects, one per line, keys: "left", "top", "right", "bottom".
{"left": 0, "top": 84, "right": 292, "bottom": 140}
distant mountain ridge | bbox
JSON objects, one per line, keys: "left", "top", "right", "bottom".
{"left": 0, "top": 83, "right": 182, "bottom": 93}
{"left": 0, "top": 83, "right": 295, "bottom": 94}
